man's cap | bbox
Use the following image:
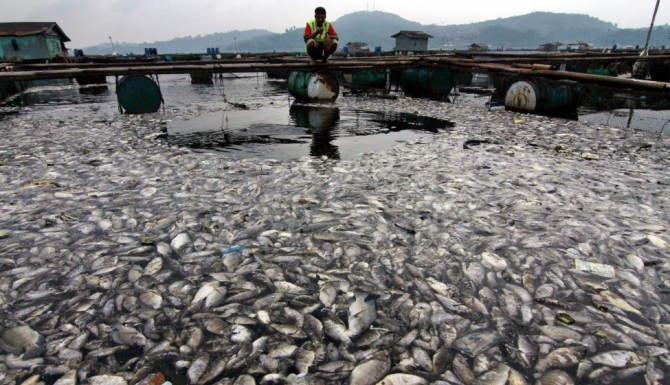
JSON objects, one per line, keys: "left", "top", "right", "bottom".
{"left": 315, "top": 7, "right": 326, "bottom": 15}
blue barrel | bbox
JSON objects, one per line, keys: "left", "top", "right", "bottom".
{"left": 288, "top": 71, "right": 339, "bottom": 101}
{"left": 144, "top": 48, "right": 150, "bottom": 56}
{"left": 341, "top": 69, "right": 387, "bottom": 90}
{"left": 116, "top": 75, "right": 162, "bottom": 114}
{"left": 504, "top": 79, "right": 579, "bottom": 116}
{"left": 400, "top": 67, "right": 453, "bottom": 99}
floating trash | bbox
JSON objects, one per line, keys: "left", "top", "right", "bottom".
{"left": 453, "top": 329, "right": 500, "bottom": 357}
{"left": 574, "top": 259, "right": 616, "bottom": 278}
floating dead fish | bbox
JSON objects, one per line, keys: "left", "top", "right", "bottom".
{"left": 0, "top": 325, "right": 44, "bottom": 356}
{"left": 110, "top": 323, "right": 147, "bottom": 347}
{"left": 346, "top": 291, "right": 377, "bottom": 338}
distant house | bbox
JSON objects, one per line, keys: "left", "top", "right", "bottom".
{"left": 468, "top": 43, "right": 489, "bottom": 52}
{"left": 345, "top": 42, "right": 370, "bottom": 55}
{"left": 566, "top": 41, "right": 593, "bottom": 51}
{"left": 0, "top": 22, "right": 70, "bottom": 61}
{"left": 539, "top": 42, "right": 563, "bottom": 52}
{"left": 391, "top": 31, "right": 432, "bottom": 53}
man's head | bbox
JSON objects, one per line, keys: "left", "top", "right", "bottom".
{"left": 315, "top": 7, "right": 326, "bottom": 18}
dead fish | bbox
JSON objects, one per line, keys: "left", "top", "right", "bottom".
{"left": 322, "top": 311, "right": 352, "bottom": 345}
{"left": 53, "top": 369, "right": 77, "bottom": 385}
{"left": 647, "top": 234, "right": 669, "bottom": 250}
{"left": 110, "top": 323, "right": 147, "bottom": 347}
{"left": 536, "top": 370, "right": 574, "bottom": 385}
{"left": 139, "top": 289, "right": 163, "bottom": 309}
{"left": 0, "top": 324, "right": 44, "bottom": 355}
{"left": 192, "top": 281, "right": 227, "bottom": 310}
{"left": 590, "top": 350, "right": 645, "bottom": 368}
{"left": 536, "top": 346, "right": 587, "bottom": 372}
{"left": 375, "top": 373, "right": 428, "bottom": 385}
{"left": 143, "top": 257, "right": 164, "bottom": 275}
{"left": 349, "top": 353, "right": 391, "bottom": 385}
{"left": 187, "top": 352, "right": 210, "bottom": 384}
{"left": 347, "top": 291, "right": 376, "bottom": 338}
{"left": 473, "top": 364, "right": 510, "bottom": 385}
{"left": 295, "top": 343, "right": 316, "bottom": 375}
{"left": 480, "top": 251, "right": 508, "bottom": 272}
{"left": 86, "top": 375, "right": 128, "bottom": 385}
{"left": 599, "top": 291, "right": 642, "bottom": 316}
{"left": 171, "top": 232, "right": 191, "bottom": 251}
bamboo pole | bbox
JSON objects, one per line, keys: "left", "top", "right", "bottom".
{"left": 443, "top": 61, "right": 670, "bottom": 91}
{"left": 0, "top": 60, "right": 417, "bottom": 81}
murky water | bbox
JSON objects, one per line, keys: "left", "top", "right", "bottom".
{"left": 167, "top": 105, "right": 454, "bottom": 160}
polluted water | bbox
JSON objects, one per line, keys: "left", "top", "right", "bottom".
{"left": 0, "top": 72, "right": 669, "bottom": 385}
{"left": 167, "top": 104, "right": 454, "bottom": 160}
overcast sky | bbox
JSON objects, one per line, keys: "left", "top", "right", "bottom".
{"left": 1, "top": 0, "right": 668, "bottom": 48}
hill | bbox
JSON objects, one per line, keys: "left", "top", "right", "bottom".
{"left": 82, "top": 11, "right": 670, "bottom": 54}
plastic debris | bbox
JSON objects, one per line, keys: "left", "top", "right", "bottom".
{"left": 453, "top": 329, "right": 500, "bottom": 357}
{"left": 574, "top": 259, "right": 615, "bottom": 278}
{"left": 222, "top": 245, "right": 245, "bottom": 254}
{"left": 557, "top": 313, "right": 575, "bottom": 324}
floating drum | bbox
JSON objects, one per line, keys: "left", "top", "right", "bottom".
{"left": 288, "top": 71, "right": 339, "bottom": 102}
{"left": 116, "top": 75, "right": 162, "bottom": 114}
{"left": 341, "top": 69, "right": 387, "bottom": 90}
{"left": 400, "top": 67, "right": 453, "bottom": 99}
{"left": 504, "top": 79, "right": 578, "bottom": 117}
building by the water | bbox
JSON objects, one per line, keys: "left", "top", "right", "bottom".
{"left": 0, "top": 22, "right": 70, "bottom": 61}
{"left": 391, "top": 31, "right": 432, "bottom": 53}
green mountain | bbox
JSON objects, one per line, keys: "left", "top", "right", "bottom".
{"left": 82, "top": 11, "right": 670, "bottom": 54}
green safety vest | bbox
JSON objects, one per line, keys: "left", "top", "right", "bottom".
{"left": 308, "top": 19, "right": 331, "bottom": 42}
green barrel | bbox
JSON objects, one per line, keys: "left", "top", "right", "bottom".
{"left": 400, "top": 67, "right": 453, "bottom": 99}
{"left": 288, "top": 71, "right": 339, "bottom": 102}
{"left": 341, "top": 69, "right": 387, "bottom": 90}
{"left": 504, "top": 79, "right": 579, "bottom": 117}
{"left": 116, "top": 75, "right": 162, "bottom": 114}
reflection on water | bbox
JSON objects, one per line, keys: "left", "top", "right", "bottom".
{"left": 289, "top": 105, "right": 341, "bottom": 159}
{"left": 168, "top": 103, "right": 455, "bottom": 160}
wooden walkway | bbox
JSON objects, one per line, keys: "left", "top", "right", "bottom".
{"left": 1, "top": 53, "right": 669, "bottom": 94}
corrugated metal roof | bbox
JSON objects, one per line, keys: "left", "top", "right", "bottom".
{"left": 0, "top": 22, "right": 70, "bottom": 42}
{"left": 391, "top": 31, "right": 433, "bottom": 39}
